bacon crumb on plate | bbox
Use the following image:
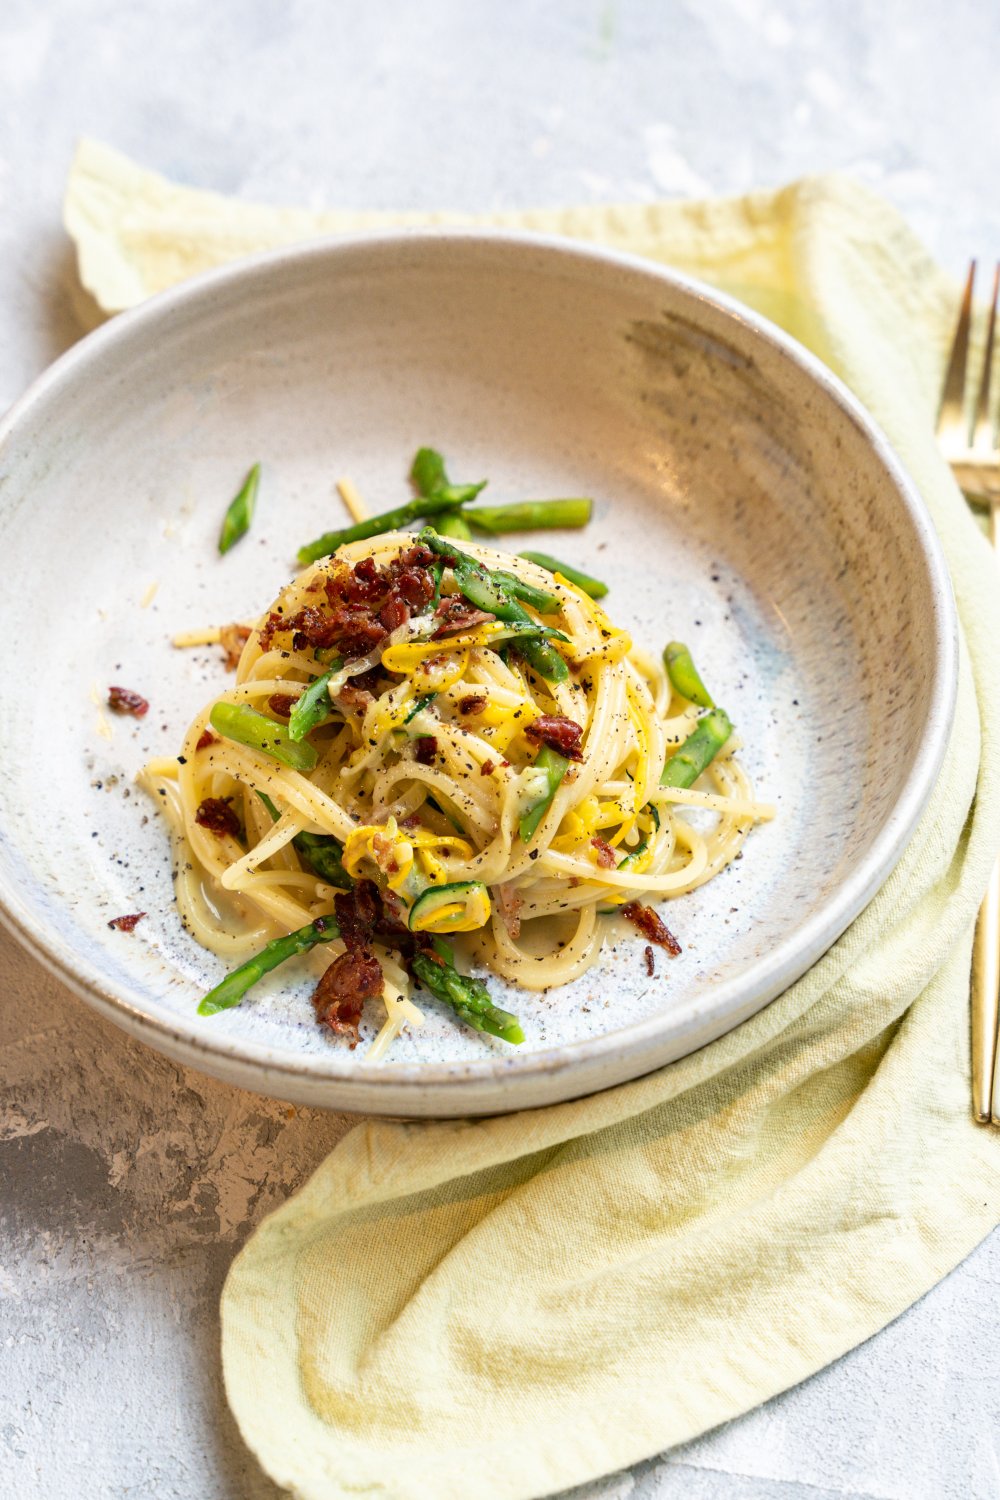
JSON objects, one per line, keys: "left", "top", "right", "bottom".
{"left": 107, "top": 686, "right": 149, "bottom": 717}
{"left": 622, "top": 901, "right": 682, "bottom": 956}
{"left": 644, "top": 944, "right": 655, "bottom": 977}
{"left": 108, "top": 912, "right": 146, "bottom": 932}
{"left": 219, "top": 622, "right": 252, "bottom": 670}
{"left": 311, "top": 950, "right": 382, "bottom": 1047}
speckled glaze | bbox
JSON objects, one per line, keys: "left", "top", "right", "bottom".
{"left": 0, "top": 232, "right": 956, "bottom": 1116}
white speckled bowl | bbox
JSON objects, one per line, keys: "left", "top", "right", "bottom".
{"left": 0, "top": 232, "right": 955, "bottom": 1116}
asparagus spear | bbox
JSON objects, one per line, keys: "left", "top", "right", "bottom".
{"left": 519, "top": 746, "right": 570, "bottom": 842}
{"left": 418, "top": 528, "right": 568, "bottom": 683}
{"left": 435, "top": 511, "right": 474, "bottom": 540}
{"left": 297, "top": 486, "right": 484, "bottom": 566}
{"left": 617, "top": 804, "right": 660, "bottom": 869}
{"left": 518, "top": 551, "right": 608, "bottom": 599}
{"left": 288, "top": 661, "right": 343, "bottom": 741}
{"left": 198, "top": 915, "right": 340, "bottom": 1014}
{"left": 410, "top": 447, "right": 449, "bottom": 495}
{"left": 255, "top": 790, "right": 281, "bottom": 820}
{"left": 493, "top": 570, "right": 561, "bottom": 613}
{"left": 254, "top": 791, "right": 352, "bottom": 887}
{"left": 411, "top": 948, "right": 524, "bottom": 1044}
{"left": 465, "top": 498, "right": 592, "bottom": 533}
{"left": 218, "top": 464, "right": 261, "bottom": 554}
{"left": 660, "top": 709, "right": 733, "bottom": 788}
{"left": 210, "top": 702, "right": 319, "bottom": 772}
{"left": 293, "top": 831, "right": 352, "bottom": 888}
{"left": 664, "top": 642, "right": 714, "bottom": 709}
{"left": 409, "top": 449, "right": 478, "bottom": 541}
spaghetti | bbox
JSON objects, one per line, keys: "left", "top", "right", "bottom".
{"left": 142, "top": 529, "right": 773, "bottom": 1056}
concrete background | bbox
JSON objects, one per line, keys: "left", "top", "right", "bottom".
{"left": 2, "top": 2, "right": 999, "bottom": 1496}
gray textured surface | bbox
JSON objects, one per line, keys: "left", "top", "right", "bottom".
{"left": 2, "top": 2, "right": 999, "bottom": 1496}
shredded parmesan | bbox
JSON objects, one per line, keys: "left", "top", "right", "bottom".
{"left": 89, "top": 683, "right": 113, "bottom": 740}
{"left": 142, "top": 757, "right": 181, "bottom": 779}
{"left": 337, "top": 476, "right": 368, "bottom": 523}
{"left": 172, "top": 622, "right": 255, "bottom": 649}
{"left": 140, "top": 580, "right": 159, "bottom": 608}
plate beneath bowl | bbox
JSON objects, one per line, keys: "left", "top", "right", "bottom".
{"left": 0, "top": 232, "right": 956, "bottom": 1115}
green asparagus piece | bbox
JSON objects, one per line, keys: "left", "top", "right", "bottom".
{"left": 210, "top": 702, "right": 319, "bottom": 772}
{"left": 617, "top": 804, "right": 660, "bottom": 869}
{"left": 664, "top": 642, "right": 714, "bottom": 709}
{"left": 198, "top": 915, "right": 340, "bottom": 1015}
{"left": 435, "top": 510, "right": 474, "bottom": 540}
{"left": 660, "top": 709, "right": 733, "bottom": 788}
{"left": 255, "top": 790, "right": 281, "bottom": 821}
{"left": 518, "top": 551, "right": 608, "bottom": 599}
{"left": 410, "top": 447, "right": 449, "bottom": 495}
{"left": 418, "top": 529, "right": 568, "bottom": 683}
{"left": 293, "top": 831, "right": 352, "bottom": 889}
{"left": 297, "top": 487, "right": 483, "bottom": 566}
{"left": 519, "top": 746, "right": 569, "bottom": 843}
{"left": 411, "top": 949, "right": 524, "bottom": 1044}
{"left": 254, "top": 790, "right": 351, "bottom": 888}
{"left": 493, "top": 571, "right": 561, "bottom": 613}
{"left": 465, "top": 498, "right": 592, "bottom": 533}
{"left": 410, "top": 447, "right": 487, "bottom": 511}
{"left": 288, "top": 661, "right": 342, "bottom": 741}
{"left": 218, "top": 464, "right": 261, "bottom": 554}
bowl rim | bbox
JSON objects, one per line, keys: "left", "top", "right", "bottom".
{"left": 0, "top": 225, "right": 959, "bottom": 1109}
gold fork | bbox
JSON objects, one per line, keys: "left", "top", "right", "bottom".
{"left": 936, "top": 260, "right": 1000, "bottom": 1124}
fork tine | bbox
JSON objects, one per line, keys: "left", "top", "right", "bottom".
{"left": 937, "top": 260, "right": 976, "bottom": 437}
{"left": 973, "top": 262, "right": 1000, "bottom": 452}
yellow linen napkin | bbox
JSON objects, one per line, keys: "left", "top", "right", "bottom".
{"left": 65, "top": 141, "right": 1000, "bottom": 1500}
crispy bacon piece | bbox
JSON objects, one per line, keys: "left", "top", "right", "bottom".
{"left": 380, "top": 596, "right": 410, "bottom": 632}
{"left": 433, "top": 596, "right": 495, "bottom": 637}
{"left": 195, "top": 796, "right": 241, "bottom": 838}
{"left": 414, "top": 736, "right": 437, "bottom": 765}
{"left": 108, "top": 912, "right": 146, "bottom": 932}
{"left": 458, "top": 694, "right": 488, "bottom": 716}
{"left": 337, "top": 680, "right": 376, "bottom": 713}
{"left": 287, "top": 602, "right": 387, "bottom": 659}
{"left": 334, "top": 878, "right": 414, "bottom": 957}
{"left": 524, "top": 714, "right": 584, "bottom": 762}
{"left": 311, "top": 950, "right": 383, "bottom": 1047}
{"left": 333, "top": 881, "right": 381, "bottom": 951}
{"left": 480, "top": 759, "right": 496, "bottom": 776}
{"left": 261, "top": 550, "right": 437, "bottom": 661}
{"left": 342, "top": 556, "right": 382, "bottom": 603}
{"left": 257, "top": 610, "right": 288, "bottom": 650}
{"left": 268, "top": 693, "right": 296, "bottom": 718}
{"left": 107, "top": 685, "right": 149, "bottom": 718}
{"left": 591, "top": 837, "right": 617, "bottom": 869}
{"left": 219, "top": 622, "right": 252, "bottom": 670}
{"left": 622, "top": 901, "right": 681, "bottom": 956}
{"left": 644, "top": 945, "right": 655, "bottom": 977}
{"left": 195, "top": 729, "right": 216, "bottom": 752}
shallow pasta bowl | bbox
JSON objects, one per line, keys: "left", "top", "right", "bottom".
{"left": 0, "top": 231, "right": 956, "bottom": 1116}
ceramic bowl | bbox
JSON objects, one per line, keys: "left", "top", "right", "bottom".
{"left": 0, "top": 232, "right": 956, "bottom": 1115}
